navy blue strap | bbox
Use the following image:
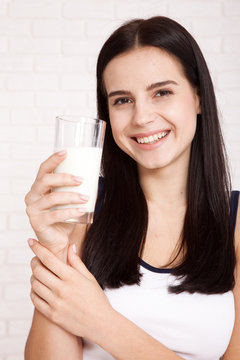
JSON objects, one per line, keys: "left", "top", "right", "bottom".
{"left": 140, "top": 259, "right": 173, "bottom": 273}
{"left": 231, "top": 191, "right": 239, "bottom": 232}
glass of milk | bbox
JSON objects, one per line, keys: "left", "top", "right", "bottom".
{"left": 53, "top": 115, "right": 106, "bottom": 224}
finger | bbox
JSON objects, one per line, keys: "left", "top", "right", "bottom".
{"left": 30, "top": 258, "right": 61, "bottom": 290}
{"left": 31, "top": 275, "right": 54, "bottom": 304}
{"left": 25, "top": 151, "right": 69, "bottom": 206}
{"left": 30, "top": 290, "right": 52, "bottom": 319}
{"left": 29, "top": 191, "right": 88, "bottom": 214}
{"left": 31, "top": 173, "right": 84, "bottom": 197}
{"left": 29, "top": 207, "right": 86, "bottom": 231}
{"left": 28, "top": 239, "right": 71, "bottom": 280}
{"left": 36, "top": 150, "right": 67, "bottom": 179}
{"left": 67, "top": 244, "right": 94, "bottom": 281}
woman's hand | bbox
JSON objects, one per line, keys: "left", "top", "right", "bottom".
{"left": 25, "top": 150, "right": 88, "bottom": 257}
{"left": 28, "top": 239, "right": 185, "bottom": 360}
{"left": 28, "top": 238, "right": 112, "bottom": 341}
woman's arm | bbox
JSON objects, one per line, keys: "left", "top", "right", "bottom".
{"left": 24, "top": 150, "right": 90, "bottom": 360}
{"left": 25, "top": 310, "right": 83, "bottom": 360}
{"left": 94, "top": 308, "right": 183, "bottom": 360}
{"left": 25, "top": 225, "right": 87, "bottom": 360}
{"left": 222, "top": 193, "right": 240, "bottom": 359}
{"left": 28, "top": 239, "right": 184, "bottom": 360}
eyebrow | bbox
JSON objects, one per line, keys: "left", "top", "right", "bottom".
{"left": 107, "top": 80, "right": 179, "bottom": 98}
{"left": 147, "top": 80, "right": 179, "bottom": 91}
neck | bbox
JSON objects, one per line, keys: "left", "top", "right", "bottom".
{"left": 138, "top": 158, "right": 189, "bottom": 211}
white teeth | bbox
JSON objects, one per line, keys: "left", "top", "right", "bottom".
{"left": 136, "top": 131, "right": 169, "bottom": 144}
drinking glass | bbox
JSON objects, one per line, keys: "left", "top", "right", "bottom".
{"left": 53, "top": 115, "right": 106, "bottom": 223}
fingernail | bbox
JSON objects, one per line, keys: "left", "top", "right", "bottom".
{"left": 28, "top": 238, "right": 34, "bottom": 246}
{"left": 57, "top": 150, "right": 67, "bottom": 156}
{"left": 72, "top": 244, "right": 77, "bottom": 253}
{"left": 73, "top": 176, "right": 83, "bottom": 183}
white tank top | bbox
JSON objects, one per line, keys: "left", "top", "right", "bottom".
{"left": 82, "top": 261, "right": 235, "bottom": 360}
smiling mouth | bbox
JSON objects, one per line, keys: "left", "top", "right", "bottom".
{"left": 134, "top": 130, "right": 170, "bottom": 144}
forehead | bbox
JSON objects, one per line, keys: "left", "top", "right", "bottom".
{"left": 103, "top": 46, "right": 186, "bottom": 90}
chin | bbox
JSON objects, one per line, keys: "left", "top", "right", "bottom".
{"left": 137, "top": 159, "right": 171, "bottom": 171}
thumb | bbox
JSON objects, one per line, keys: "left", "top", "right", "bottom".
{"left": 68, "top": 244, "right": 94, "bottom": 280}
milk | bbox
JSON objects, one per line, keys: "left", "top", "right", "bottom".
{"left": 53, "top": 147, "right": 102, "bottom": 221}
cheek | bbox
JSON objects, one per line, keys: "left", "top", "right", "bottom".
{"left": 178, "top": 109, "right": 198, "bottom": 145}
{"left": 109, "top": 110, "right": 129, "bottom": 138}
{"left": 109, "top": 117, "right": 133, "bottom": 156}
{"left": 168, "top": 96, "right": 198, "bottom": 127}
{"left": 109, "top": 117, "right": 125, "bottom": 147}
{"left": 183, "top": 99, "right": 198, "bottom": 133}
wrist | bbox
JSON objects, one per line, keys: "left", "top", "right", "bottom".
{"left": 54, "top": 246, "right": 68, "bottom": 262}
{"left": 38, "top": 243, "right": 68, "bottom": 262}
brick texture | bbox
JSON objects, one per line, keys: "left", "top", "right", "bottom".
{"left": 0, "top": 1, "right": 239, "bottom": 358}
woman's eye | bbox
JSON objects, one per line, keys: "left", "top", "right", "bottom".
{"left": 113, "top": 98, "right": 132, "bottom": 106}
{"left": 155, "top": 90, "right": 172, "bottom": 97}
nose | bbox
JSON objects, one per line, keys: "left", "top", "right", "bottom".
{"left": 132, "top": 101, "right": 155, "bottom": 127}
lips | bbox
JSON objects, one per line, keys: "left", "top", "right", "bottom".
{"left": 136, "top": 130, "right": 170, "bottom": 144}
{"left": 131, "top": 129, "right": 171, "bottom": 145}
{"left": 130, "top": 129, "right": 171, "bottom": 150}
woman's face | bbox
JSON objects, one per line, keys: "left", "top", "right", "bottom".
{"left": 103, "top": 46, "right": 201, "bottom": 171}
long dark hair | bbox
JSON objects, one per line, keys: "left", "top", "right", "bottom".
{"left": 81, "top": 16, "right": 236, "bottom": 294}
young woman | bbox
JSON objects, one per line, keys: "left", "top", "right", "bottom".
{"left": 24, "top": 16, "right": 240, "bottom": 360}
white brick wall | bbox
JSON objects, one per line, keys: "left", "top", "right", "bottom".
{"left": 0, "top": 1, "right": 239, "bottom": 358}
